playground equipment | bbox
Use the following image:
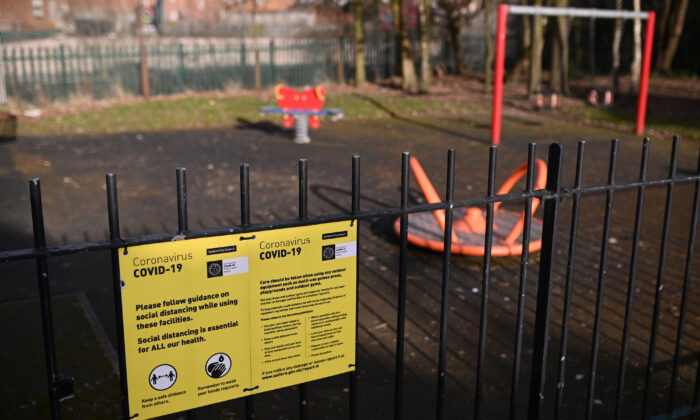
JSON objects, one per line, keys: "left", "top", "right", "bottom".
{"left": 491, "top": 5, "right": 655, "bottom": 145}
{"left": 393, "top": 157, "right": 547, "bottom": 256}
{"left": 259, "top": 84, "right": 343, "bottom": 144}
{"left": 585, "top": 18, "right": 615, "bottom": 108}
{"left": 533, "top": 91, "right": 562, "bottom": 111}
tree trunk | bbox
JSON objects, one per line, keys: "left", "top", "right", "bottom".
{"left": 391, "top": 0, "right": 402, "bottom": 77}
{"left": 506, "top": 0, "right": 530, "bottom": 84}
{"left": 484, "top": 0, "right": 493, "bottom": 92}
{"left": 630, "top": 0, "right": 641, "bottom": 91}
{"left": 655, "top": 0, "right": 689, "bottom": 74}
{"left": 444, "top": 4, "right": 465, "bottom": 76}
{"left": 354, "top": 0, "right": 366, "bottom": 87}
{"left": 400, "top": 11, "right": 418, "bottom": 92}
{"left": 550, "top": 0, "right": 569, "bottom": 94}
{"left": 528, "top": 0, "right": 545, "bottom": 97}
{"left": 550, "top": 23, "right": 561, "bottom": 92}
{"left": 655, "top": 0, "right": 672, "bottom": 55}
{"left": 418, "top": 0, "right": 431, "bottom": 92}
{"left": 611, "top": 0, "right": 623, "bottom": 91}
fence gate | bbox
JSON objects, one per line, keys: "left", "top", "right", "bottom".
{"left": 0, "top": 139, "right": 698, "bottom": 419}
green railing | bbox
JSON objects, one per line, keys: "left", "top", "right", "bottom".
{"left": 1, "top": 36, "right": 483, "bottom": 105}
{"left": 0, "top": 29, "right": 61, "bottom": 43}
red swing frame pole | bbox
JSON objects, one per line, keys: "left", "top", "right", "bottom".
{"left": 491, "top": 4, "right": 510, "bottom": 146}
{"left": 491, "top": 6, "right": 653, "bottom": 144}
{"left": 635, "top": 11, "right": 655, "bottom": 135}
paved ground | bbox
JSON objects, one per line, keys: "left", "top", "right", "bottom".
{"left": 0, "top": 110, "right": 698, "bottom": 419}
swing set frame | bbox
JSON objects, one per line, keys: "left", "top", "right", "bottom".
{"left": 491, "top": 5, "right": 656, "bottom": 145}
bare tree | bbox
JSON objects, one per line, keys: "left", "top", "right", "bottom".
{"left": 439, "top": 0, "right": 465, "bottom": 75}
{"left": 655, "top": 0, "right": 672, "bottom": 56}
{"left": 528, "top": 0, "right": 547, "bottom": 96}
{"left": 484, "top": 0, "right": 493, "bottom": 92}
{"left": 391, "top": 0, "right": 418, "bottom": 91}
{"left": 630, "top": 0, "right": 641, "bottom": 90}
{"left": 611, "top": 0, "right": 623, "bottom": 90}
{"left": 418, "top": 0, "right": 431, "bottom": 91}
{"left": 655, "top": 0, "right": 689, "bottom": 74}
{"left": 549, "top": 0, "right": 570, "bottom": 94}
{"left": 506, "top": 0, "right": 531, "bottom": 84}
{"left": 437, "top": 0, "right": 483, "bottom": 76}
{"left": 354, "top": 0, "right": 366, "bottom": 87}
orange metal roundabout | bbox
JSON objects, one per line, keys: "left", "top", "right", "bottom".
{"left": 393, "top": 157, "right": 547, "bottom": 257}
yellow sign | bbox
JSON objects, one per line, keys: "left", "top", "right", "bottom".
{"left": 119, "top": 221, "right": 357, "bottom": 419}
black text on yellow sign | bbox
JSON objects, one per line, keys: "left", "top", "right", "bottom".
{"left": 119, "top": 221, "right": 357, "bottom": 419}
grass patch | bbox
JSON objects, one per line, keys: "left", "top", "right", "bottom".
{"left": 16, "top": 93, "right": 477, "bottom": 137}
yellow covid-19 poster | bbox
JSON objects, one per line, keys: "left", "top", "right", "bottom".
{"left": 119, "top": 221, "right": 357, "bottom": 419}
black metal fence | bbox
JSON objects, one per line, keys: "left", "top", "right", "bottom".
{"left": 0, "top": 138, "right": 698, "bottom": 419}
{"left": 1, "top": 36, "right": 486, "bottom": 106}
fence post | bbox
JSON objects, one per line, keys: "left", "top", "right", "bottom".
{"left": 92, "top": 46, "right": 99, "bottom": 100}
{"left": 240, "top": 42, "right": 247, "bottom": 88}
{"left": 28, "top": 47, "right": 37, "bottom": 104}
{"left": 269, "top": 40, "right": 275, "bottom": 84}
{"left": 178, "top": 43, "right": 185, "bottom": 90}
{"left": 527, "top": 143, "right": 563, "bottom": 420}
{"left": 140, "top": 40, "right": 150, "bottom": 99}
{"left": 337, "top": 37, "right": 345, "bottom": 84}
{"left": 8, "top": 48, "right": 19, "bottom": 103}
{"left": 20, "top": 47, "right": 29, "bottom": 103}
{"left": 29, "top": 179, "right": 62, "bottom": 419}
{"left": 106, "top": 174, "right": 131, "bottom": 419}
{"left": 349, "top": 155, "right": 360, "bottom": 420}
{"left": 254, "top": 49, "right": 261, "bottom": 90}
{"left": 0, "top": 40, "right": 6, "bottom": 105}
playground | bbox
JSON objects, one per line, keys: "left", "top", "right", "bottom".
{"left": 0, "top": 1, "right": 699, "bottom": 415}
{"left": 1, "top": 65, "right": 699, "bottom": 418}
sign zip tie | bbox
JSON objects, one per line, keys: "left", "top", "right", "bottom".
{"left": 243, "top": 385, "right": 259, "bottom": 392}
{"left": 240, "top": 235, "right": 256, "bottom": 241}
{"left": 129, "top": 413, "right": 139, "bottom": 419}
{"left": 348, "top": 363, "right": 356, "bottom": 368}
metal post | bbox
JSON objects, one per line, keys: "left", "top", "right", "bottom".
{"left": 475, "top": 146, "right": 497, "bottom": 420}
{"left": 338, "top": 37, "right": 345, "bottom": 84}
{"left": 240, "top": 163, "right": 254, "bottom": 420}
{"left": 527, "top": 143, "right": 563, "bottom": 420}
{"left": 394, "top": 152, "right": 410, "bottom": 420}
{"left": 0, "top": 39, "right": 6, "bottom": 105}
{"left": 349, "top": 155, "right": 360, "bottom": 420}
{"left": 436, "top": 149, "right": 456, "bottom": 420}
{"left": 491, "top": 4, "right": 509, "bottom": 146}
{"left": 614, "top": 138, "right": 649, "bottom": 419}
{"left": 586, "top": 139, "right": 619, "bottom": 420}
{"left": 298, "top": 159, "right": 309, "bottom": 420}
{"left": 635, "top": 11, "right": 655, "bottom": 135}
{"left": 667, "top": 141, "right": 700, "bottom": 415}
{"left": 642, "top": 136, "right": 679, "bottom": 418}
{"left": 178, "top": 43, "right": 185, "bottom": 91}
{"left": 176, "top": 168, "right": 188, "bottom": 233}
{"left": 269, "top": 40, "right": 276, "bottom": 84}
{"left": 553, "top": 141, "right": 586, "bottom": 420}
{"left": 29, "top": 179, "right": 62, "bottom": 419}
{"left": 174, "top": 167, "right": 196, "bottom": 420}
{"left": 510, "top": 143, "right": 537, "bottom": 420}
{"left": 106, "top": 174, "right": 130, "bottom": 419}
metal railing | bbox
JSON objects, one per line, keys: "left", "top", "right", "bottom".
{"left": 0, "top": 138, "right": 698, "bottom": 419}
{"left": 0, "top": 36, "right": 486, "bottom": 106}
